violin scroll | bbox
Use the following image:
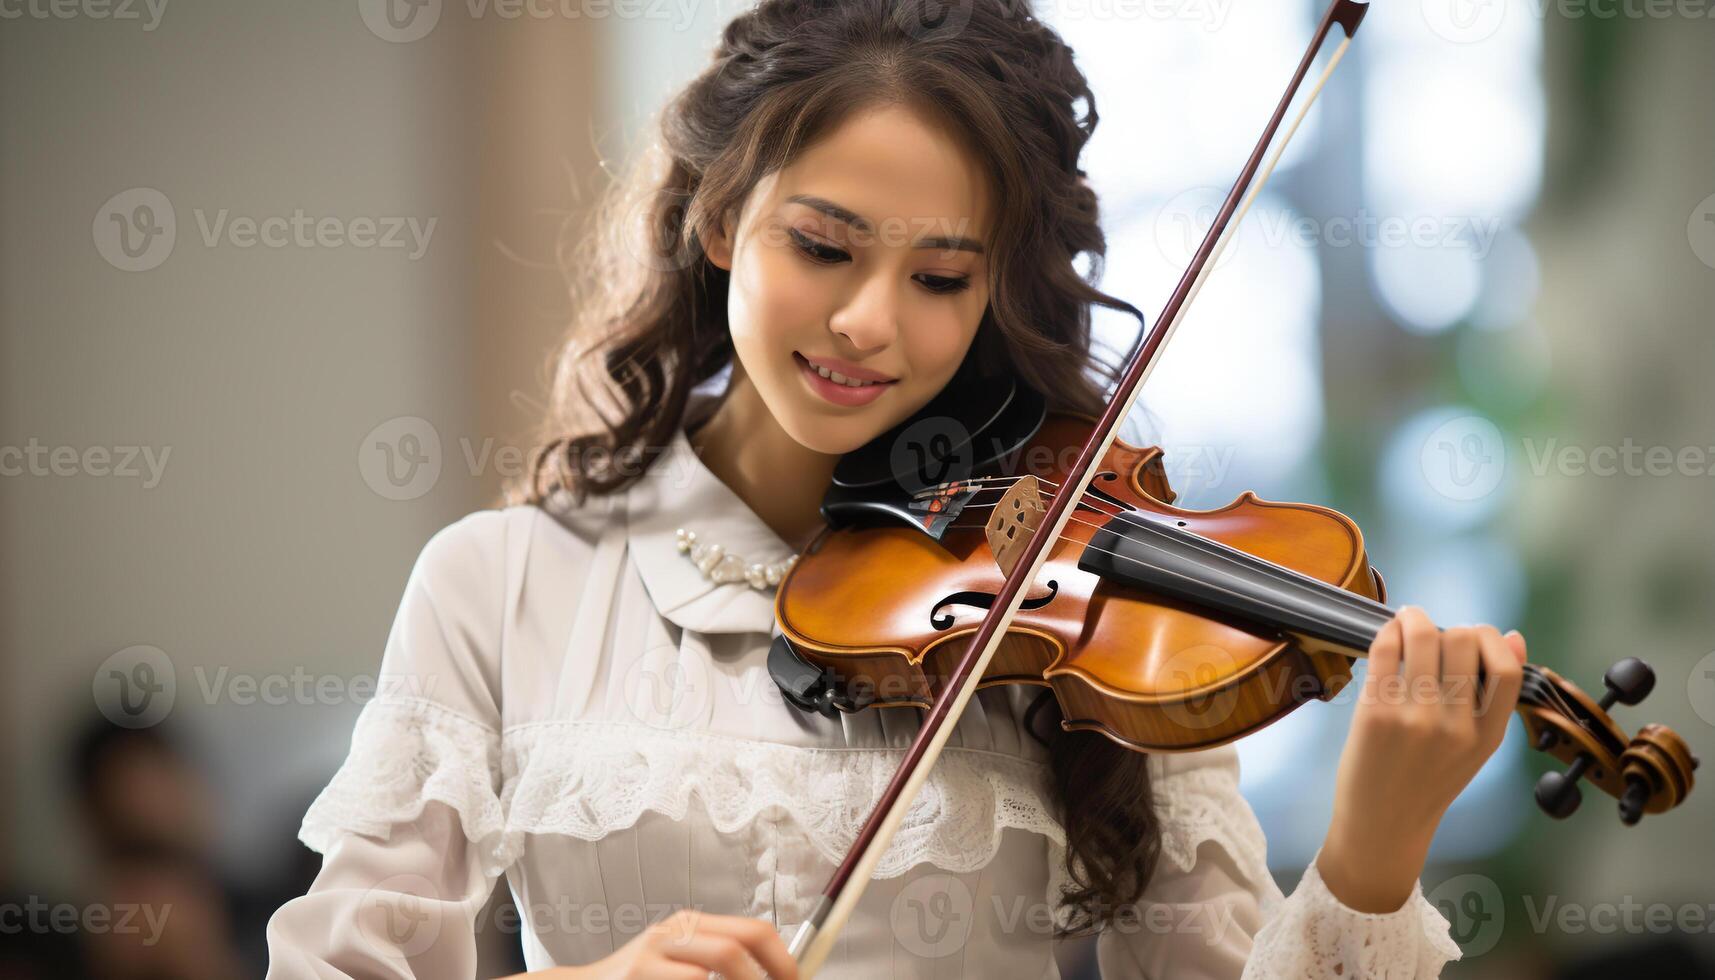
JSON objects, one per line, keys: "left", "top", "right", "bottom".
{"left": 1518, "top": 657, "right": 1698, "bottom": 825}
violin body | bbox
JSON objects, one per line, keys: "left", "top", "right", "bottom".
{"left": 775, "top": 412, "right": 1382, "bottom": 752}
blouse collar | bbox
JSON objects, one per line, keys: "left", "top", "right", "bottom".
{"left": 623, "top": 419, "right": 801, "bottom": 636}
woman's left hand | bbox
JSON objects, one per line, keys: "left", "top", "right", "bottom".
{"left": 1315, "top": 605, "right": 1528, "bottom": 912}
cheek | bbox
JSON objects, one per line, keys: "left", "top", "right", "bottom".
{"left": 905, "top": 300, "right": 983, "bottom": 389}
{"left": 728, "top": 243, "right": 823, "bottom": 355}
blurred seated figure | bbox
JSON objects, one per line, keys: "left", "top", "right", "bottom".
{"left": 67, "top": 717, "right": 247, "bottom": 980}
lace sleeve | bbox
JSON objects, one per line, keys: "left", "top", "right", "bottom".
{"left": 1095, "top": 745, "right": 1462, "bottom": 979}
{"left": 266, "top": 510, "right": 514, "bottom": 978}
{"left": 1243, "top": 847, "right": 1463, "bottom": 979}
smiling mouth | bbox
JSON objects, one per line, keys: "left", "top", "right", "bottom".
{"left": 793, "top": 351, "right": 898, "bottom": 388}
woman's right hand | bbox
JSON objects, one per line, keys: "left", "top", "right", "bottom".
{"left": 500, "top": 908, "right": 800, "bottom": 980}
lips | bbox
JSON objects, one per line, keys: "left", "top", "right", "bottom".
{"left": 794, "top": 351, "right": 896, "bottom": 407}
{"left": 797, "top": 352, "right": 896, "bottom": 386}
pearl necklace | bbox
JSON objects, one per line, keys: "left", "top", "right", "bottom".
{"left": 675, "top": 527, "right": 799, "bottom": 590}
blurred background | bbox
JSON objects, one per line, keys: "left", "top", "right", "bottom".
{"left": 3, "top": 0, "right": 1713, "bottom": 976}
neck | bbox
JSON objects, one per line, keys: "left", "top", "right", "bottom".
{"left": 1081, "top": 509, "right": 1397, "bottom": 658}
{"left": 688, "top": 366, "right": 839, "bottom": 553}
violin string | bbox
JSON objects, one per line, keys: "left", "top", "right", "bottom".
{"left": 919, "top": 476, "right": 1559, "bottom": 706}
{"left": 969, "top": 483, "right": 1534, "bottom": 660}
{"left": 941, "top": 483, "right": 1401, "bottom": 644}
{"left": 945, "top": 477, "right": 1395, "bottom": 628}
{"left": 939, "top": 475, "right": 1414, "bottom": 633}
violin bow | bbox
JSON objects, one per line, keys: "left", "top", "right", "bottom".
{"left": 786, "top": 1, "right": 1372, "bottom": 972}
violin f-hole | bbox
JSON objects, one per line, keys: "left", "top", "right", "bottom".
{"left": 930, "top": 582, "right": 1059, "bottom": 631}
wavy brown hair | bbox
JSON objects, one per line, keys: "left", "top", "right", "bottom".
{"left": 513, "top": 0, "right": 1158, "bottom": 939}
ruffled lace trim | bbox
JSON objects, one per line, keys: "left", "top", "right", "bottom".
{"left": 298, "top": 698, "right": 510, "bottom": 876}
{"left": 1247, "top": 853, "right": 1463, "bottom": 977}
{"left": 297, "top": 704, "right": 1284, "bottom": 932}
{"left": 302, "top": 701, "right": 1463, "bottom": 970}
{"left": 1150, "top": 758, "right": 1269, "bottom": 885}
{"left": 1141, "top": 757, "right": 1461, "bottom": 975}
{"left": 500, "top": 719, "right": 1066, "bottom": 882}
{"left": 1037, "top": 752, "right": 1274, "bottom": 931}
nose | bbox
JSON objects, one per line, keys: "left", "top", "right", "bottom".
{"left": 828, "top": 270, "right": 901, "bottom": 355}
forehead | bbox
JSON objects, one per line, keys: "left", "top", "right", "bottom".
{"left": 760, "top": 104, "right": 991, "bottom": 241}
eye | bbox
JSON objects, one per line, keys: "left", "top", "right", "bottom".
{"left": 789, "top": 229, "right": 971, "bottom": 296}
{"left": 788, "top": 228, "right": 848, "bottom": 264}
{"left": 915, "top": 273, "right": 971, "bottom": 295}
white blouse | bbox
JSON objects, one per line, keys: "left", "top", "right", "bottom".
{"left": 264, "top": 413, "right": 1462, "bottom": 979}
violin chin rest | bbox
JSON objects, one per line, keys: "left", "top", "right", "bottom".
{"left": 769, "top": 634, "right": 841, "bottom": 719}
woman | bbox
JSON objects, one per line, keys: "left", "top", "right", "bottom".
{"left": 266, "top": 1, "right": 1527, "bottom": 976}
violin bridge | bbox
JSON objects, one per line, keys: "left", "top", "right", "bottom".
{"left": 985, "top": 475, "right": 1047, "bottom": 577}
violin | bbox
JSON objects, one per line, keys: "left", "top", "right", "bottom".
{"left": 770, "top": 389, "right": 1698, "bottom": 821}
{"left": 768, "top": 1, "right": 1698, "bottom": 973}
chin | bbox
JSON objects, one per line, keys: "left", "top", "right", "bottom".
{"left": 768, "top": 392, "right": 896, "bottom": 456}
{"left": 783, "top": 414, "right": 879, "bottom": 457}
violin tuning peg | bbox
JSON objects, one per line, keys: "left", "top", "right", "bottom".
{"left": 1600, "top": 657, "right": 1655, "bottom": 709}
{"left": 1619, "top": 778, "right": 1649, "bottom": 826}
{"left": 1535, "top": 766, "right": 1585, "bottom": 819}
{"left": 1615, "top": 723, "right": 1697, "bottom": 823}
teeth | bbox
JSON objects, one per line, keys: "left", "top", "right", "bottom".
{"left": 811, "top": 362, "right": 881, "bottom": 387}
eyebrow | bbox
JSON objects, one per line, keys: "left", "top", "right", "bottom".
{"left": 785, "top": 194, "right": 985, "bottom": 254}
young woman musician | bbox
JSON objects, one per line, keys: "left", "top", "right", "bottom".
{"left": 266, "top": 2, "right": 1527, "bottom": 976}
